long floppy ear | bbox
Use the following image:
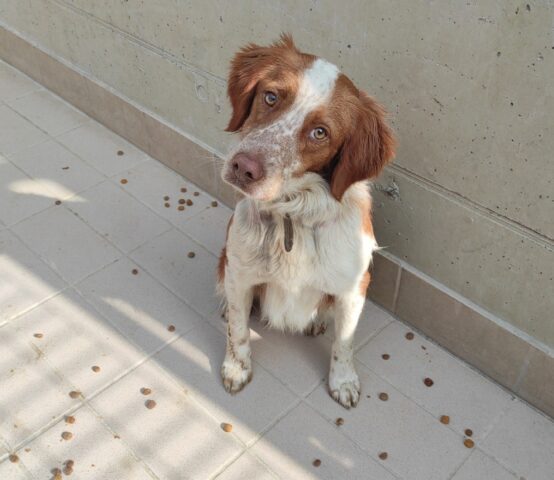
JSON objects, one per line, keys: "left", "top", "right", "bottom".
{"left": 330, "top": 92, "right": 396, "bottom": 200}
{"left": 226, "top": 34, "right": 297, "bottom": 132}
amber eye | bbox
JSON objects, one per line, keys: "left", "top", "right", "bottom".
{"left": 311, "top": 127, "right": 328, "bottom": 140}
{"left": 264, "top": 91, "right": 278, "bottom": 106}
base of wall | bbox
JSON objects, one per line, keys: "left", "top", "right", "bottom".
{"left": 2, "top": 25, "right": 552, "bottom": 419}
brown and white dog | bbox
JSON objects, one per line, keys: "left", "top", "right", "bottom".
{"left": 217, "top": 35, "right": 395, "bottom": 408}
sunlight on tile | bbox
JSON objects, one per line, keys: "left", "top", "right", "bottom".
{"left": 8, "top": 178, "right": 85, "bottom": 202}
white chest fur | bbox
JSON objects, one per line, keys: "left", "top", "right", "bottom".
{"left": 225, "top": 177, "right": 377, "bottom": 332}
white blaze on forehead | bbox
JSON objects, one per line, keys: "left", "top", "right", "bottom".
{"left": 298, "top": 58, "right": 340, "bottom": 107}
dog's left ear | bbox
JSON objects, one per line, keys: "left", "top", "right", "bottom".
{"left": 330, "top": 92, "right": 396, "bottom": 201}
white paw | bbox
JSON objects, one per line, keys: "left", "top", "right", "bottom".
{"left": 329, "top": 371, "right": 360, "bottom": 409}
{"left": 221, "top": 359, "right": 252, "bottom": 394}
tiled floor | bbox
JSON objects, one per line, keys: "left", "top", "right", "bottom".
{"left": 1, "top": 58, "right": 553, "bottom": 480}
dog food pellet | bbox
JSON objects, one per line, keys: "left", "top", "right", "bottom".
{"left": 312, "top": 459, "right": 321, "bottom": 467}
{"left": 145, "top": 400, "right": 157, "bottom": 409}
{"left": 221, "top": 423, "right": 233, "bottom": 433}
{"left": 465, "top": 428, "right": 473, "bottom": 437}
{"left": 180, "top": 187, "right": 187, "bottom": 193}
{"left": 63, "top": 465, "right": 74, "bottom": 476}
{"left": 211, "top": 201, "right": 218, "bottom": 207}
{"left": 91, "top": 365, "right": 100, "bottom": 373}
{"left": 177, "top": 205, "right": 185, "bottom": 211}
{"left": 193, "top": 191, "right": 199, "bottom": 196}
{"left": 117, "top": 150, "right": 124, "bottom": 156}
{"left": 424, "top": 377, "right": 434, "bottom": 387}
{"left": 464, "top": 438, "right": 475, "bottom": 449}
{"left": 132, "top": 268, "right": 139, "bottom": 275}
{"left": 8, "top": 454, "right": 19, "bottom": 463}
{"left": 69, "top": 391, "right": 81, "bottom": 399}
{"left": 378, "top": 452, "right": 388, "bottom": 460}
{"left": 34, "top": 333, "right": 43, "bottom": 338}
{"left": 379, "top": 392, "right": 389, "bottom": 401}
{"left": 382, "top": 353, "right": 390, "bottom": 360}
{"left": 167, "top": 325, "right": 176, "bottom": 332}
{"left": 65, "top": 460, "right": 75, "bottom": 468}
{"left": 164, "top": 202, "right": 170, "bottom": 208}
{"left": 141, "top": 387, "right": 152, "bottom": 395}
{"left": 120, "top": 179, "right": 128, "bottom": 184}
{"left": 440, "top": 415, "right": 450, "bottom": 425}
{"left": 405, "top": 332, "right": 414, "bottom": 340}
{"left": 186, "top": 199, "right": 193, "bottom": 206}
{"left": 335, "top": 417, "right": 344, "bottom": 426}
{"left": 164, "top": 196, "right": 170, "bottom": 201}
{"left": 55, "top": 200, "right": 62, "bottom": 205}
{"left": 61, "top": 431, "right": 73, "bottom": 441}
{"left": 65, "top": 416, "right": 76, "bottom": 424}
{"left": 178, "top": 198, "right": 186, "bottom": 204}
{"left": 52, "top": 468, "right": 62, "bottom": 480}
{"left": 187, "top": 251, "right": 195, "bottom": 258}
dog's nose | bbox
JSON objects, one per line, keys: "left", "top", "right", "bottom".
{"left": 232, "top": 153, "right": 264, "bottom": 183}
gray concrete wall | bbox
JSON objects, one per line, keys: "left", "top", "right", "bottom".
{"left": 1, "top": 0, "right": 552, "bottom": 347}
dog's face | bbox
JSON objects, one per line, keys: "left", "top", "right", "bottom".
{"left": 222, "top": 35, "right": 395, "bottom": 202}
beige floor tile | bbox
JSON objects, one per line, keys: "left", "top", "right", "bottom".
{"left": 0, "top": 105, "right": 48, "bottom": 155}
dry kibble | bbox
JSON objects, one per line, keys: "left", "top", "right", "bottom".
{"left": 120, "top": 178, "right": 128, "bottom": 184}
{"left": 187, "top": 251, "right": 196, "bottom": 258}
{"left": 178, "top": 198, "right": 186, "bottom": 204}
{"left": 117, "top": 150, "right": 124, "bottom": 156}
{"left": 335, "top": 417, "right": 344, "bottom": 426}
{"left": 33, "top": 333, "right": 43, "bottom": 338}
{"left": 68, "top": 391, "right": 81, "bottom": 399}
{"left": 312, "top": 459, "right": 321, "bottom": 467}
{"left": 63, "top": 465, "right": 73, "bottom": 476}
{"left": 167, "top": 325, "right": 176, "bottom": 332}
{"left": 211, "top": 201, "right": 218, "bottom": 207}
{"left": 177, "top": 205, "right": 185, "bottom": 211}
{"left": 378, "top": 452, "right": 388, "bottom": 460}
{"left": 55, "top": 200, "right": 62, "bottom": 205}
{"left": 164, "top": 202, "right": 170, "bottom": 208}
{"left": 52, "top": 468, "right": 62, "bottom": 480}
{"left": 145, "top": 399, "right": 157, "bottom": 409}
{"left": 405, "top": 332, "right": 414, "bottom": 340}
{"left": 221, "top": 422, "right": 233, "bottom": 433}
{"left": 465, "top": 429, "right": 473, "bottom": 437}
{"left": 382, "top": 353, "right": 390, "bottom": 360}
{"left": 164, "top": 196, "right": 170, "bottom": 201}
{"left": 65, "top": 415, "right": 76, "bottom": 424}
{"left": 464, "top": 438, "right": 475, "bottom": 449}
{"left": 132, "top": 268, "right": 139, "bottom": 275}
{"left": 65, "top": 460, "right": 75, "bottom": 468}
{"left": 180, "top": 187, "right": 187, "bottom": 193}
{"left": 91, "top": 366, "right": 100, "bottom": 373}
{"left": 8, "top": 454, "right": 19, "bottom": 463}
{"left": 193, "top": 191, "right": 199, "bottom": 196}
{"left": 423, "top": 377, "right": 434, "bottom": 387}
{"left": 378, "top": 392, "right": 389, "bottom": 401}
{"left": 61, "top": 431, "right": 73, "bottom": 441}
{"left": 186, "top": 199, "right": 193, "bottom": 206}
{"left": 140, "top": 387, "right": 152, "bottom": 395}
{"left": 440, "top": 415, "right": 450, "bottom": 425}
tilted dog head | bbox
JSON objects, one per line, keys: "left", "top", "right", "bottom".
{"left": 222, "top": 35, "right": 395, "bottom": 202}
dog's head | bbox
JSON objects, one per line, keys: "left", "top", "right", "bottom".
{"left": 222, "top": 34, "right": 395, "bottom": 202}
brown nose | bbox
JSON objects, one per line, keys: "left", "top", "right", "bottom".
{"left": 232, "top": 153, "right": 264, "bottom": 183}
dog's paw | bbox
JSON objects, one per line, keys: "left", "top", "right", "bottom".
{"left": 221, "top": 359, "right": 252, "bottom": 394}
{"left": 329, "top": 371, "right": 360, "bottom": 409}
{"left": 304, "top": 319, "right": 327, "bottom": 337}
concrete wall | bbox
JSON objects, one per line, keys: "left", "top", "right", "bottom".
{"left": 1, "top": 0, "right": 553, "bottom": 349}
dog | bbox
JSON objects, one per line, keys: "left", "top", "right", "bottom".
{"left": 217, "top": 35, "right": 395, "bottom": 408}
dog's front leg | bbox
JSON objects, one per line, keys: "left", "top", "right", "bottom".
{"left": 329, "top": 289, "right": 365, "bottom": 408}
{"left": 221, "top": 276, "right": 254, "bottom": 394}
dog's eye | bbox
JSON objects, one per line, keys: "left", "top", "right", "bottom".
{"left": 264, "top": 91, "right": 278, "bottom": 106}
{"left": 311, "top": 127, "right": 328, "bottom": 140}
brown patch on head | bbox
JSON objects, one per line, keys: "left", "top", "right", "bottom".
{"left": 226, "top": 34, "right": 314, "bottom": 133}
{"left": 359, "top": 270, "right": 371, "bottom": 297}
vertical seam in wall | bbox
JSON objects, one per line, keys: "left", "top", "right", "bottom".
{"left": 391, "top": 264, "right": 402, "bottom": 313}
{"left": 512, "top": 348, "right": 533, "bottom": 392}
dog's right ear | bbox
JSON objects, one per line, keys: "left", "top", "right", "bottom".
{"left": 226, "top": 34, "right": 297, "bottom": 132}
{"left": 225, "top": 43, "right": 268, "bottom": 132}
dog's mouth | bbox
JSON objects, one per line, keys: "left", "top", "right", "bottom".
{"left": 222, "top": 166, "right": 282, "bottom": 202}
